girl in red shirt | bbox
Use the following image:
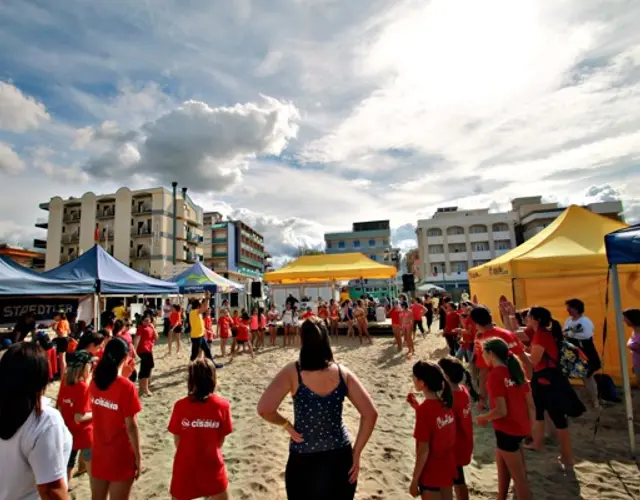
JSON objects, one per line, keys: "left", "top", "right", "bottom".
{"left": 230, "top": 312, "right": 254, "bottom": 361}
{"left": 407, "top": 360, "right": 456, "bottom": 499}
{"left": 401, "top": 302, "right": 415, "bottom": 359}
{"left": 328, "top": 299, "right": 340, "bottom": 338}
{"left": 90, "top": 338, "right": 142, "bottom": 500}
{"left": 477, "top": 338, "right": 533, "bottom": 500}
{"left": 57, "top": 350, "right": 94, "bottom": 484}
{"left": 168, "top": 358, "right": 233, "bottom": 500}
{"left": 217, "top": 309, "right": 232, "bottom": 356}
{"left": 136, "top": 315, "right": 159, "bottom": 397}
{"left": 257, "top": 307, "right": 267, "bottom": 349}
{"left": 168, "top": 305, "right": 183, "bottom": 356}
{"left": 389, "top": 300, "right": 402, "bottom": 352}
{"left": 443, "top": 303, "right": 461, "bottom": 357}
{"left": 437, "top": 357, "right": 473, "bottom": 500}
{"left": 250, "top": 308, "right": 260, "bottom": 348}
{"left": 203, "top": 309, "right": 215, "bottom": 347}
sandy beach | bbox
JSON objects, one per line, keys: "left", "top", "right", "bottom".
{"left": 54, "top": 330, "right": 640, "bottom": 500}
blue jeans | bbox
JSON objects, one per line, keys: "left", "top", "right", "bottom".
{"left": 456, "top": 347, "right": 472, "bottom": 362}
{"left": 190, "top": 337, "right": 213, "bottom": 361}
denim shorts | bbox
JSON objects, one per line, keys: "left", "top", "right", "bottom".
{"left": 68, "top": 448, "right": 92, "bottom": 469}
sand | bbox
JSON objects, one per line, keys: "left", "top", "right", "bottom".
{"left": 54, "top": 331, "right": 640, "bottom": 500}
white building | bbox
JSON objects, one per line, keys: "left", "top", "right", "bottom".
{"left": 416, "top": 207, "right": 518, "bottom": 287}
{"left": 35, "top": 186, "right": 203, "bottom": 277}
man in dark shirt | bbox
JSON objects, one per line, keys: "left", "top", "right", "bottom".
{"left": 11, "top": 312, "right": 36, "bottom": 343}
{"left": 285, "top": 294, "right": 299, "bottom": 309}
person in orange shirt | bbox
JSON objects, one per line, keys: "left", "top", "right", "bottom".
{"left": 301, "top": 307, "right": 315, "bottom": 320}
{"left": 168, "top": 305, "right": 183, "bottom": 356}
{"left": 54, "top": 312, "right": 71, "bottom": 379}
{"left": 328, "top": 299, "right": 340, "bottom": 339}
{"left": 389, "top": 300, "right": 403, "bottom": 352}
{"left": 230, "top": 312, "right": 254, "bottom": 361}
{"left": 411, "top": 298, "right": 427, "bottom": 339}
{"left": 217, "top": 309, "right": 232, "bottom": 357}
{"left": 354, "top": 300, "right": 372, "bottom": 345}
{"left": 250, "top": 308, "right": 260, "bottom": 349}
{"left": 317, "top": 300, "right": 329, "bottom": 328}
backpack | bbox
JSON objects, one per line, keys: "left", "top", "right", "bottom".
{"left": 559, "top": 340, "right": 589, "bottom": 379}
{"left": 594, "top": 373, "right": 621, "bottom": 403}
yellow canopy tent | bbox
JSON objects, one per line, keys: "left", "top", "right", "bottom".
{"left": 469, "top": 205, "right": 640, "bottom": 382}
{"left": 264, "top": 253, "right": 397, "bottom": 284}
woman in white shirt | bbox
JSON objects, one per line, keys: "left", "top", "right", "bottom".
{"left": 564, "top": 298, "right": 602, "bottom": 409}
{"left": 0, "top": 342, "right": 72, "bottom": 500}
{"left": 282, "top": 304, "right": 294, "bottom": 347}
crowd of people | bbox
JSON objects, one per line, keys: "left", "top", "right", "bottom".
{"left": 0, "top": 288, "right": 639, "bottom": 500}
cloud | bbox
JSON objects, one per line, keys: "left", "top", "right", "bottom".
{"left": 0, "top": 82, "right": 50, "bottom": 132}
{"left": 582, "top": 183, "right": 639, "bottom": 224}
{"left": 0, "top": 142, "right": 25, "bottom": 173}
{"left": 391, "top": 222, "right": 417, "bottom": 252}
{"left": 80, "top": 96, "right": 300, "bottom": 191}
{"left": 30, "top": 147, "right": 89, "bottom": 183}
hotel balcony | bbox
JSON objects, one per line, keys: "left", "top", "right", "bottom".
{"left": 130, "top": 248, "right": 151, "bottom": 259}
{"left": 35, "top": 217, "right": 48, "bottom": 229}
{"left": 97, "top": 207, "right": 115, "bottom": 219}
{"left": 131, "top": 226, "right": 152, "bottom": 237}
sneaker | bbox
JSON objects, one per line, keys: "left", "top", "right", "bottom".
{"left": 214, "top": 362, "right": 224, "bottom": 369}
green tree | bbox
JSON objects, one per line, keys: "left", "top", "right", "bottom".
{"left": 296, "top": 246, "right": 325, "bottom": 257}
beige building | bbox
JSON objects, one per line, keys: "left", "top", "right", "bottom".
{"left": 416, "top": 207, "right": 518, "bottom": 286}
{"left": 35, "top": 186, "right": 203, "bottom": 277}
{"left": 416, "top": 196, "right": 624, "bottom": 287}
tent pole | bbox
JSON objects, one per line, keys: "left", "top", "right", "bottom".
{"left": 93, "top": 294, "right": 99, "bottom": 329}
{"left": 610, "top": 264, "right": 635, "bottom": 457}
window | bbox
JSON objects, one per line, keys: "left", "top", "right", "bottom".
{"left": 62, "top": 226, "right": 66, "bottom": 233}
{"left": 448, "top": 244, "right": 467, "bottom": 253}
{"left": 473, "top": 259, "right": 490, "bottom": 266}
{"left": 370, "top": 254, "right": 377, "bottom": 261}
{"left": 472, "top": 242, "right": 489, "bottom": 252}
{"left": 382, "top": 239, "right": 389, "bottom": 245}
{"left": 427, "top": 228, "right": 443, "bottom": 237}
{"left": 495, "top": 240, "right": 512, "bottom": 250}
{"left": 431, "top": 263, "right": 446, "bottom": 275}
{"left": 353, "top": 240, "right": 360, "bottom": 248}
{"left": 326, "top": 242, "right": 332, "bottom": 249}
{"left": 492, "top": 222, "right": 509, "bottom": 232}
{"left": 428, "top": 245, "right": 444, "bottom": 254}
{"left": 447, "top": 226, "right": 464, "bottom": 236}
{"left": 469, "top": 224, "right": 488, "bottom": 234}
{"left": 456, "top": 262, "right": 468, "bottom": 273}
{"left": 369, "top": 239, "right": 376, "bottom": 247}
{"left": 338, "top": 241, "right": 345, "bottom": 249}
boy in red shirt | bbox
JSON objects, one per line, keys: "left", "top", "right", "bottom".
{"left": 407, "top": 360, "right": 457, "bottom": 497}
{"left": 168, "top": 358, "right": 233, "bottom": 500}
{"left": 411, "top": 298, "right": 427, "bottom": 338}
{"left": 217, "top": 309, "right": 232, "bottom": 357}
{"left": 477, "top": 338, "right": 534, "bottom": 500}
{"left": 135, "top": 315, "right": 158, "bottom": 397}
{"left": 57, "top": 350, "right": 94, "bottom": 484}
{"left": 443, "top": 302, "right": 461, "bottom": 357}
{"left": 230, "top": 312, "right": 254, "bottom": 361}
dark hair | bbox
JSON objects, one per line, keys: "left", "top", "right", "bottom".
{"left": 515, "top": 309, "right": 529, "bottom": 327}
{"left": 483, "top": 338, "right": 526, "bottom": 385}
{"left": 188, "top": 358, "right": 217, "bottom": 402}
{"left": 77, "top": 330, "right": 106, "bottom": 352}
{"left": 112, "top": 319, "right": 125, "bottom": 336}
{"left": 437, "top": 356, "right": 466, "bottom": 384}
{"left": 241, "top": 311, "right": 250, "bottom": 321}
{"left": 173, "top": 304, "right": 181, "bottom": 312}
{"left": 412, "top": 360, "right": 453, "bottom": 409}
{"left": 528, "top": 306, "right": 563, "bottom": 346}
{"left": 93, "top": 337, "right": 129, "bottom": 391}
{"left": 565, "top": 299, "right": 585, "bottom": 315}
{"left": 470, "top": 306, "right": 492, "bottom": 327}
{"left": 0, "top": 343, "right": 49, "bottom": 440}
{"left": 623, "top": 309, "right": 640, "bottom": 328}
{"left": 299, "top": 318, "right": 334, "bottom": 371}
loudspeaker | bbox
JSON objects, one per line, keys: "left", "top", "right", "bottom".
{"left": 251, "top": 281, "right": 263, "bottom": 297}
{"left": 402, "top": 273, "right": 415, "bottom": 293}
{"left": 230, "top": 293, "right": 239, "bottom": 308}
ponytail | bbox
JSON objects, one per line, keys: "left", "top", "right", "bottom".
{"left": 413, "top": 360, "right": 453, "bottom": 409}
{"left": 93, "top": 337, "right": 128, "bottom": 391}
{"left": 550, "top": 319, "right": 563, "bottom": 347}
{"left": 483, "top": 338, "right": 526, "bottom": 386}
{"left": 529, "top": 306, "right": 563, "bottom": 349}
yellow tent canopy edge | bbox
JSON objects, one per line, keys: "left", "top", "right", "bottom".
{"left": 263, "top": 252, "right": 397, "bottom": 284}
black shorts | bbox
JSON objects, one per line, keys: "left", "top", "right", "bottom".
{"left": 533, "top": 382, "right": 569, "bottom": 429}
{"left": 54, "top": 337, "right": 69, "bottom": 354}
{"left": 231, "top": 328, "right": 238, "bottom": 338}
{"left": 237, "top": 339, "right": 247, "bottom": 345}
{"left": 453, "top": 466, "right": 466, "bottom": 486}
{"left": 138, "top": 352, "right": 155, "bottom": 379}
{"left": 495, "top": 430, "right": 526, "bottom": 452}
{"left": 172, "top": 325, "right": 183, "bottom": 334}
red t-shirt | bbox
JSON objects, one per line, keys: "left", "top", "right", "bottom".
{"left": 237, "top": 320, "right": 250, "bottom": 341}
{"left": 301, "top": 311, "right": 314, "bottom": 319}
{"left": 231, "top": 316, "right": 241, "bottom": 329}
{"left": 444, "top": 311, "right": 460, "bottom": 335}
{"left": 259, "top": 313, "right": 267, "bottom": 329}
{"left": 474, "top": 327, "right": 525, "bottom": 369}
{"left": 452, "top": 386, "right": 473, "bottom": 467}
{"left": 218, "top": 316, "right": 232, "bottom": 339}
{"left": 461, "top": 317, "right": 476, "bottom": 350}
{"left": 390, "top": 307, "right": 401, "bottom": 326}
{"left": 136, "top": 324, "right": 156, "bottom": 354}
{"left": 90, "top": 376, "right": 142, "bottom": 482}
{"left": 413, "top": 399, "right": 457, "bottom": 488}
{"left": 411, "top": 303, "right": 425, "bottom": 321}
{"left": 487, "top": 366, "right": 531, "bottom": 437}
{"left": 168, "top": 395, "right": 233, "bottom": 499}
{"left": 531, "top": 329, "right": 559, "bottom": 372}
{"left": 329, "top": 305, "right": 340, "bottom": 320}
{"left": 57, "top": 381, "right": 93, "bottom": 450}
{"left": 318, "top": 306, "right": 329, "bottom": 319}
{"left": 169, "top": 311, "right": 182, "bottom": 327}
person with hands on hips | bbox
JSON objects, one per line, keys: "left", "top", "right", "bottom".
{"left": 257, "top": 317, "right": 378, "bottom": 500}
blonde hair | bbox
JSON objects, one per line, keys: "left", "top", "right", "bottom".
{"left": 65, "top": 362, "right": 87, "bottom": 386}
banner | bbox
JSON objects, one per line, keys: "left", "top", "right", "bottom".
{"left": 0, "top": 297, "right": 79, "bottom": 327}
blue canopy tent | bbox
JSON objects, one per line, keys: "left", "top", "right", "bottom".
{"left": 0, "top": 255, "right": 95, "bottom": 296}
{"left": 44, "top": 245, "right": 178, "bottom": 295}
{"left": 169, "top": 261, "right": 244, "bottom": 294}
{"left": 605, "top": 223, "right": 640, "bottom": 456}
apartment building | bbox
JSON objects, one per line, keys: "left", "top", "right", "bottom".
{"left": 35, "top": 186, "right": 204, "bottom": 277}
{"left": 0, "top": 244, "right": 45, "bottom": 271}
{"left": 416, "top": 196, "right": 625, "bottom": 288}
{"left": 513, "top": 196, "right": 624, "bottom": 243}
{"left": 324, "top": 220, "right": 401, "bottom": 266}
{"left": 202, "top": 212, "right": 265, "bottom": 282}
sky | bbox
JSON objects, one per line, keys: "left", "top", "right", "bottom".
{"left": 1, "top": 0, "right": 639, "bottom": 267}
